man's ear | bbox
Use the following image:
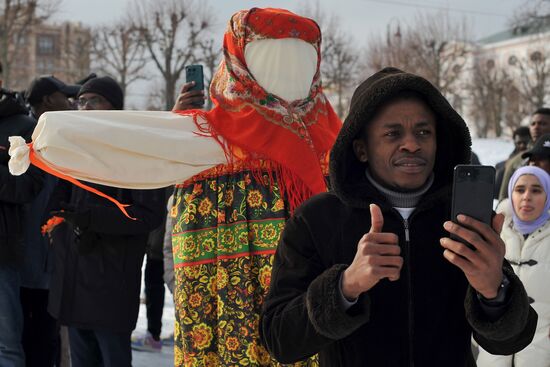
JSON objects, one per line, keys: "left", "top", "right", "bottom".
{"left": 42, "top": 94, "right": 54, "bottom": 108}
{"left": 352, "top": 139, "right": 368, "bottom": 163}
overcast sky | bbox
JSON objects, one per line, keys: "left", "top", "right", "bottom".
{"left": 54, "top": 0, "right": 527, "bottom": 42}
{"left": 52, "top": 0, "right": 528, "bottom": 107}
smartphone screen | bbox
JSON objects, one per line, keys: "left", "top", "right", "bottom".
{"left": 450, "top": 165, "right": 495, "bottom": 248}
{"left": 185, "top": 64, "right": 204, "bottom": 107}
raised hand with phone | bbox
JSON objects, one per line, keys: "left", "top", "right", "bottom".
{"left": 440, "top": 212, "right": 506, "bottom": 299}
{"left": 441, "top": 164, "right": 507, "bottom": 299}
{"left": 172, "top": 64, "right": 206, "bottom": 111}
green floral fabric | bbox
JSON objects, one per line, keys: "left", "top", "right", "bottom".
{"left": 171, "top": 166, "right": 317, "bottom": 367}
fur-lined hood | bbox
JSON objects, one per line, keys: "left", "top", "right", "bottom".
{"left": 329, "top": 67, "right": 472, "bottom": 208}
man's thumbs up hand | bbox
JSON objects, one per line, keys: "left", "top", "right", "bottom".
{"left": 341, "top": 203, "right": 403, "bottom": 301}
{"left": 368, "top": 204, "right": 384, "bottom": 234}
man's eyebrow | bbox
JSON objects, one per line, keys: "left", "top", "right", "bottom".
{"left": 415, "top": 121, "right": 435, "bottom": 128}
{"left": 381, "top": 121, "right": 434, "bottom": 129}
{"left": 381, "top": 123, "right": 403, "bottom": 129}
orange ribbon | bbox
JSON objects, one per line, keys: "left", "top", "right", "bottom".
{"left": 28, "top": 143, "right": 136, "bottom": 220}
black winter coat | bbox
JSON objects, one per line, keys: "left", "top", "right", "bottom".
{"left": 260, "top": 68, "right": 537, "bottom": 366}
{"left": 48, "top": 181, "right": 165, "bottom": 332}
{"left": 0, "top": 93, "right": 43, "bottom": 266}
{"left": 261, "top": 184, "right": 537, "bottom": 366}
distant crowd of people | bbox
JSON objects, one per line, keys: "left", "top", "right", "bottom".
{"left": 1, "top": 6, "right": 549, "bottom": 367}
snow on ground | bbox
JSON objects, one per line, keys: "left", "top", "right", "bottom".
{"left": 471, "top": 138, "right": 514, "bottom": 167}
{"left": 131, "top": 138, "right": 513, "bottom": 366}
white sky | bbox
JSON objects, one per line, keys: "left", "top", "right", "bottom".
{"left": 55, "top": 0, "right": 526, "bottom": 42}
{"left": 52, "top": 0, "right": 527, "bottom": 108}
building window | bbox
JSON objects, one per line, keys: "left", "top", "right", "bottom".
{"left": 37, "top": 36, "right": 55, "bottom": 55}
{"left": 37, "top": 58, "right": 56, "bottom": 73}
{"left": 13, "top": 34, "right": 26, "bottom": 46}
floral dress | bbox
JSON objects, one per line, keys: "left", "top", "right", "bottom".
{"left": 171, "top": 163, "right": 318, "bottom": 366}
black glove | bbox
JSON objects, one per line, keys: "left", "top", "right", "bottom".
{"left": 50, "top": 203, "right": 96, "bottom": 254}
{"left": 50, "top": 202, "right": 91, "bottom": 231}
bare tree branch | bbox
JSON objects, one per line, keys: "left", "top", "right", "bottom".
{"left": 509, "top": 0, "right": 550, "bottom": 30}
{"left": 299, "top": 1, "right": 360, "bottom": 118}
{"left": 131, "top": 0, "right": 215, "bottom": 110}
{"left": 90, "top": 16, "right": 149, "bottom": 96}
{"left": 363, "top": 11, "right": 472, "bottom": 112}
{"left": 466, "top": 57, "right": 518, "bottom": 137}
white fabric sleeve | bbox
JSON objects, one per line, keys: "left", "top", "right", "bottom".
{"left": 22, "top": 110, "right": 227, "bottom": 189}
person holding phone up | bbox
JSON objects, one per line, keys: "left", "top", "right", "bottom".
{"left": 260, "top": 67, "right": 537, "bottom": 366}
{"left": 477, "top": 165, "right": 550, "bottom": 367}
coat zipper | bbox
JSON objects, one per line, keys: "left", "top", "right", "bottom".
{"left": 403, "top": 217, "right": 415, "bottom": 367}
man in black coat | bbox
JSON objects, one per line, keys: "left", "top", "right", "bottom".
{"left": 0, "top": 63, "right": 44, "bottom": 366}
{"left": 47, "top": 76, "right": 165, "bottom": 367}
{"left": 19, "top": 75, "right": 80, "bottom": 367}
{"left": 260, "top": 68, "right": 537, "bottom": 366}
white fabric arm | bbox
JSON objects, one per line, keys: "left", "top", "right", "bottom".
{"left": 10, "top": 110, "right": 227, "bottom": 189}
{"left": 8, "top": 136, "right": 31, "bottom": 175}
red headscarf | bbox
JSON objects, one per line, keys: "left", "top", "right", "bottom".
{"left": 187, "top": 8, "right": 341, "bottom": 209}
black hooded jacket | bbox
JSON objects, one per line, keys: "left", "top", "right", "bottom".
{"left": 260, "top": 68, "right": 537, "bottom": 366}
{"left": 0, "top": 90, "right": 44, "bottom": 266}
{"left": 47, "top": 180, "right": 165, "bottom": 332}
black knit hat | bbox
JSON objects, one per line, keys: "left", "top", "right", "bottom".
{"left": 77, "top": 76, "right": 124, "bottom": 110}
{"left": 329, "top": 67, "right": 472, "bottom": 208}
{"left": 522, "top": 133, "right": 550, "bottom": 160}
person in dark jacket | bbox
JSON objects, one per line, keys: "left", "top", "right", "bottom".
{"left": 131, "top": 187, "right": 171, "bottom": 353}
{"left": 20, "top": 75, "right": 79, "bottom": 367}
{"left": 494, "top": 126, "right": 530, "bottom": 199}
{"left": 0, "top": 63, "right": 44, "bottom": 367}
{"left": 499, "top": 108, "right": 550, "bottom": 200}
{"left": 522, "top": 133, "right": 550, "bottom": 174}
{"left": 260, "top": 67, "right": 537, "bottom": 367}
{"left": 47, "top": 76, "right": 165, "bottom": 367}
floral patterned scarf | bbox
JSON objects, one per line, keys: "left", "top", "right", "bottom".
{"left": 188, "top": 7, "right": 342, "bottom": 210}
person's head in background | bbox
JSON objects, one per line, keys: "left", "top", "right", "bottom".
{"left": 25, "top": 76, "right": 79, "bottom": 118}
{"left": 522, "top": 133, "right": 550, "bottom": 174}
{"left": 77, "top": 76, "right": 124, "bottom": 111}
{"left": 512, "top": 126, "right": 531, "bottom": 155}
{"left": 529, "top": 107, "right": 550, "bottom": 143}
{"left": 508, "top": 165, "right": 550, "bottom": 235}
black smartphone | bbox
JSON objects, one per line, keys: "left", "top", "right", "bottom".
{"left": 450, "top": 165, "right": 495, "bottom": 248}
{"left": 185, "top": 64, "right": 204, "bottom": 107}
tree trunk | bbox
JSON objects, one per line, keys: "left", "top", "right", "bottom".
{"left": 165, "top": 77, "right": 176, "bottom": 111}
{"left": 337, "top": 81, "right": 344, "bottom": 118}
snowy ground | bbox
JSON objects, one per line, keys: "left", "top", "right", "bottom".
{"left": 471, "top": 138, "right": 514, "bottom": 166}
{"left": 130, "top": 138, "right": 514, "bottom": 366}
